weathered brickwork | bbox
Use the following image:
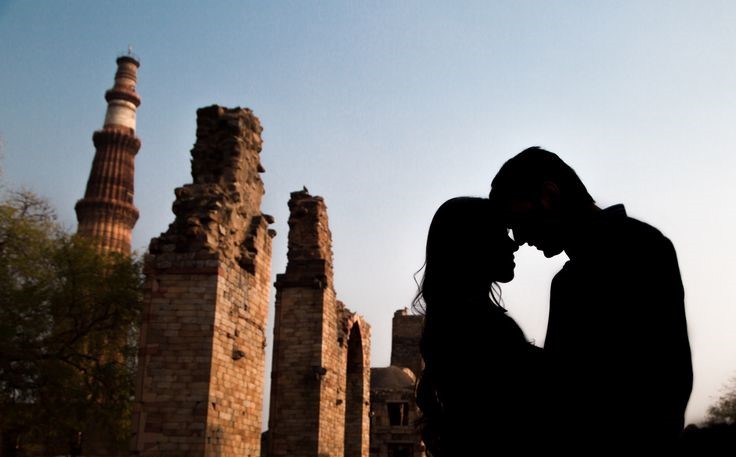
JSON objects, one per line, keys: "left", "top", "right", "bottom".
{"left": 71, "top": 58, "right": 429, "bottom": 457}
{"left": 76, "top": 55, "right": 142, "bottom": 254}
{"left": 370, "top": 310, "right": 425, "bottom": 457}
{"left": 390, "top": 309, "right": 424, "bottom": 380}
{"left": 268, "top": 191, "right": 371, "bottom": 457}
{"left": 131, "top": 106, "right": 273, "bottom": 457}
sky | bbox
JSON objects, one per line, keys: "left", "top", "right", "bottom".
{"left": 1, "top": 0, "right": 735, "bottom": 427}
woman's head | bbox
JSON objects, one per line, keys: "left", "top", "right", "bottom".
{"left": 416, "top": 197, "right": 518, "bottom": 309}
{"left": 414, "top": 197, "right": 519, "bottom": 456}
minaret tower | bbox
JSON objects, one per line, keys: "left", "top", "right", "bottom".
{"left": 75, "top": 52, "right": 141, "bottom": 254}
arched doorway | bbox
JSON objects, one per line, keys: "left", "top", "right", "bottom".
{"left": 344, "top": 323, "right": 366, "bottom": 457}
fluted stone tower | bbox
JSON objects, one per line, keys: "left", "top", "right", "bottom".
{"left": 75, "top": 53, "right": 141, "bottom": 254}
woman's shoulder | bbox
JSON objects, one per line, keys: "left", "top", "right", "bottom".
{"left": 463, "top": 305, "right": 532, "bottom": 346}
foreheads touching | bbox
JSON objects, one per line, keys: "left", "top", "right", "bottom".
{"left": 488, "top": 147, "right": 594, "bottom": 257}
{"left": 489, "top": 147, "right": 593, "bottom": 208}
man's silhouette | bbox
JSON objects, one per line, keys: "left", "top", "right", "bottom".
{"left": 489, "top": 147, "right": 692, "bottom": 450}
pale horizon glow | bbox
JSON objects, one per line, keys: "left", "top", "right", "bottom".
{"left": 1, "top": 1, "right": 735, "bottom": 427}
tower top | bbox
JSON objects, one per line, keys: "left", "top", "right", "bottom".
{"left": 104, "top": 52, "right": 141, "bottom": 131}
{"left": 116, "top": 54, "right": 140, "bottom": 68}
{"left": 117, "top": 45, "right": 140, "bottom": 67}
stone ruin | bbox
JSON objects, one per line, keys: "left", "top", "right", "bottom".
{"left": 131, "top": 106, "right": 274, "bottom": 457}
{"left": 129, "top": 104, "right": 425, "bottom": 457}
{"left": 148, "top": 105, "right": 273, "bottom": 265}
{"left": 369, "top": 310, "right": 425, "bottom": 457}
{"left": 267, "top": 190, "right": 372, "bottom": 457}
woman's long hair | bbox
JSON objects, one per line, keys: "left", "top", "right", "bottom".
{"left": 412, "top": 197, "right": 505, "bottom": 457}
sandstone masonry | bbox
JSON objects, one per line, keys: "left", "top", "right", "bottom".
{"left": 131, "top": 106, "right": 274, "bottom": 457}
{"left": 390, "top": 309, "right": 424, "bottom": 380}
{"left": 370, "top": 309, "right": 425, "bottom": 457}
{"left": 268, "top": 191, "right": 371, "bottom": 457}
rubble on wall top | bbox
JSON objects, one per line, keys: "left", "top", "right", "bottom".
{"left": 149, "top": 105, "right": 273, "bottom": 269}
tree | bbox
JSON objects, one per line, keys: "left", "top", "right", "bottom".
{"left": 0, "top": 190, "right": 143, "bottom": 456}
{"left": 707, "top": 376, "right": 736, "bottom": 426}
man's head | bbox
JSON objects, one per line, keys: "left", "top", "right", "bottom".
{"left": 489, "top": 147, "right": 594, "bottom": 257}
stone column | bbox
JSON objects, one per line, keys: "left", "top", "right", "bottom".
{"left": 390, "top": 309, "right": 424, "bottom": 378}
{"left": 268, "top": 191, "right": 338, "bottom": 457}
{"left": 131, "top": 106, "right": 274, "bottom": 457}
{"left": 268, "top": 190, "right": 371, "bottom": 457}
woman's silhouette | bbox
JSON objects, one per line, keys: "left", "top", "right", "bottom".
{"left": 414, "top": 197, "right": 542, "bottom": 456}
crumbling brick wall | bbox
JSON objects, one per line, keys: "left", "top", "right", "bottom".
{"left": 390, "top": 309, "right": 424, "bottom": 379}
{"left": 131, "top": 105, "right": 274, "bottom": 457}
{"left": 268, "top": 190, "right": 370, "bottom": 457}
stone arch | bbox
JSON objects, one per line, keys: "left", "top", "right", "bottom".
{"left": 344, "top": 319, "right": 369, "bottom": 457}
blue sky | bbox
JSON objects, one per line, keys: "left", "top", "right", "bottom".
{"left": 2, "top": 0, "right": 735, "bottom": 426}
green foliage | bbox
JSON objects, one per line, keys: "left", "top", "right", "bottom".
{"left": 0, "top": 190, "right": 143, "bottom": 455}
{"left": 707, "top": 376, "right": 736, "bottom": 426}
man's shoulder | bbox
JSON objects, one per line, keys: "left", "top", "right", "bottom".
{"left": 619, "top": 214, "right": 665, "bottom": 237}
{"left": 600, "top": 205, "right": 657, "bottom": 232}
{"left": 603, "top": 213, "right": 679, "bottom": 266}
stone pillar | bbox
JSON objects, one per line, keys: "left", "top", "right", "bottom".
{"left": 75, "top": 54, "right": 141, "bottom": 254}
{"left": 268, "top": 191, "right": 371, "bottom": 457}
{"left": 131, "top": 106, "right": 274, "bottom": 457}
{"left": 390, "top": 309, "right": 424, "bottom": 378}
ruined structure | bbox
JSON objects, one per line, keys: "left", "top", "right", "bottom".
{"left": 76, "top": 54, "right": 141, "bottom": 254}
{"left": 131, "top": 106, "right": 274, "bottom": 457}
{"left": 268, "top": 190, "right": 371, "bottom": 457}
{"left": 370, "top": 309, "right": 425, "bottom": 457}
{"left": 389, "top": 309, "right": 424, "bottom": 380}
{"left": 68, "top": 56, "right": 427, "bottom": 457}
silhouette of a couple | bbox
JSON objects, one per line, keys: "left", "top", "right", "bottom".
{"left": 414, "top": 147, "right": 693, "bottom": 455}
